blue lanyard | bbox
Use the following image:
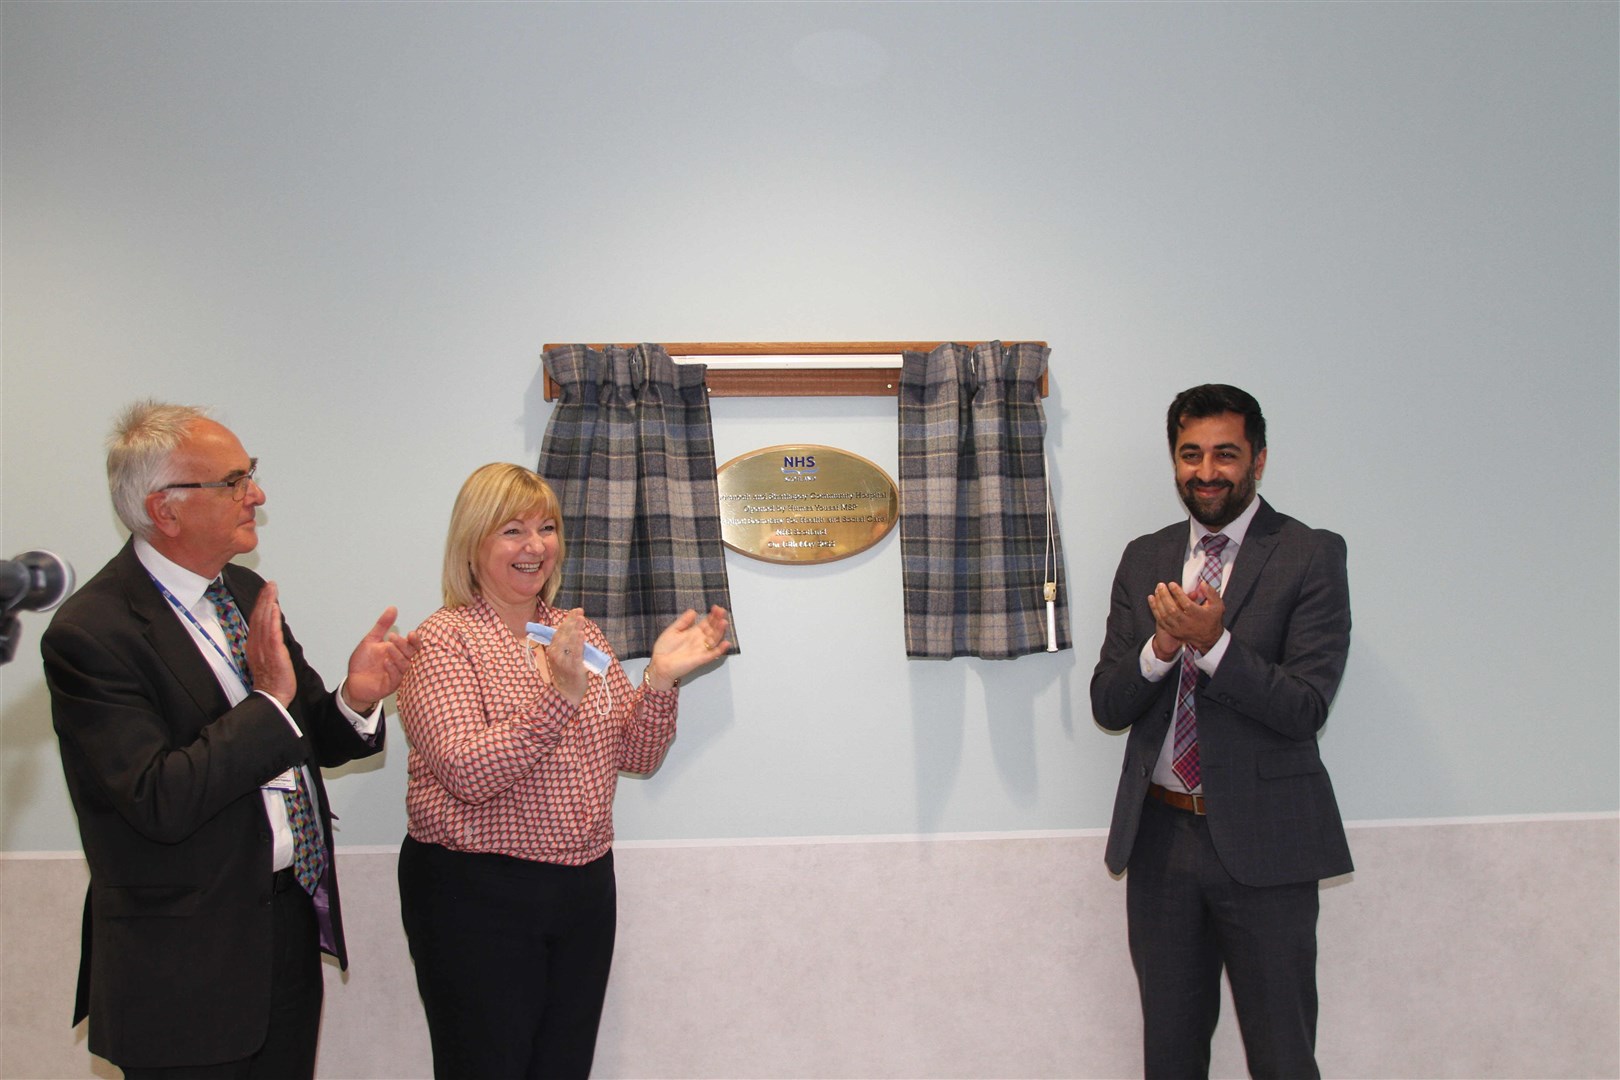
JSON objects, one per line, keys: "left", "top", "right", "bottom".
{"left": 147, "top": 571, "right": 251, "bottom": 688}
{"left": 147, "top": 570, "right": 306, "bottom": 800}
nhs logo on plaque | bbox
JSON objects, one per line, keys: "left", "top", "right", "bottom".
{"left": 781, "top": 454, "right": 818, "bottom": 482}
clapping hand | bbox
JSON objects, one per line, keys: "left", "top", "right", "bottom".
{"left": 644, "top": 606, "right": 732, "bottom": 691}
{"left": 342, "top": 608, "right": 422, "bottom": 714}
{"left": 1147, "top": 580, "right": 1226, "bottom": 658}
{"left": 546, "top": 609, "right": 591, "bottom": 706}
{"left": 246, "top": 581, "right": 298, "bottom": 707}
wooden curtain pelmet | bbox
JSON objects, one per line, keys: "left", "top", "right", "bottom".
{"left": 540, "top": 341, "right": 1050, "bottom": 400}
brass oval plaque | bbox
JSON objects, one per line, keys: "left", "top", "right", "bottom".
{"left": 717, "top": 444, "right": 899, "bottom": 564}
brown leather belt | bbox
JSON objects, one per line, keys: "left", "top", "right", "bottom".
{"left": 1148, "top": 783, "right": 1206, "bottom": 815}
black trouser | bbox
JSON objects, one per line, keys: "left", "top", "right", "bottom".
{"left": 121, "top": 869, "right": 323, "bottom": 1080}
{"left": 1127, "top": 796, "right": 1322, "bottom": 1080}
{"left": 398, "top": 836, "right": 617, "bottom": 1080}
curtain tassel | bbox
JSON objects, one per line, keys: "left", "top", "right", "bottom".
{"left": 1043, "top": 457, "right": 1060, "bottom": 653}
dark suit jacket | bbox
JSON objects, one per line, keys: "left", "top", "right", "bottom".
{"left": 1090, "top": 500, "right": 1353, "bottom": 888}
{"left": 41, "top": 540, "right": 383, "bottom": 1069}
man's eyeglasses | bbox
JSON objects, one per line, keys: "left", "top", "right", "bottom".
{"left": 159, "top": 459, "right": 260, "bottom": 501}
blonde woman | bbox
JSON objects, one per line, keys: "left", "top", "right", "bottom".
{"left": 396, "top": 463, "right": 730, "bottom": 1079}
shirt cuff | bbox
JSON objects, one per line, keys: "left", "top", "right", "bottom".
{"left": 1139, "top": 640, "right": 1177, "bottom": 682}
{"left": 1194, "top": 629, "right": 1231, "bottom": 674}
{"left": 336, "top": 678, "right": 383, "bottom": 738}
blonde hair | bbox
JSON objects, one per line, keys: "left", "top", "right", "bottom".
{"left": 106, "top": 400, "right": 212, "bottom": 538}
{"left": 442, "top": 463, "right": 566, "bottom": 608}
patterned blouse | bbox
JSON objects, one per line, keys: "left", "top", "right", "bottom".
{"left": 395, "top": 596, "right": 678, "bottom": 866}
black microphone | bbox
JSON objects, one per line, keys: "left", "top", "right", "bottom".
{"left": 0, "top": 550, "right": 75, "bottom": 613}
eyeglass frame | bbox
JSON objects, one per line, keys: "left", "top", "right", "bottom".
{"left": 158, "top": 459, "right": 260, "bottom": 501}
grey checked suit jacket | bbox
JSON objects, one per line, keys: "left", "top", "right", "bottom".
{"left": 1090, "top": 499, "right": 1353, "bottom": 888}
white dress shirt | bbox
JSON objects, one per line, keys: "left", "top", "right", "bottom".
{"left": 1138, "top": 496, "right": 1264, "bottom": 792}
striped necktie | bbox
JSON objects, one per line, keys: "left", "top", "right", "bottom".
{"left": 1170, "top": 533, "right": 1229, "bottom": 792}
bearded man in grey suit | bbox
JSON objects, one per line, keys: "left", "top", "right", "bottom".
{"left": 1091, "top": 384, "right": 1352, "bottom": 1080}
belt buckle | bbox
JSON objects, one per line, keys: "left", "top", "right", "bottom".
{"left": 1188, "top": 792, "right": 1206, "bottom": 815}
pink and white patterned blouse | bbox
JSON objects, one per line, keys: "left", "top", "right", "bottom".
{"left": 395, "top": 595, "right": 678, "bottom": 866}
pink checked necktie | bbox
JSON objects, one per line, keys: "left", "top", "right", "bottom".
{"left": 205, "top": 580, "right": 326, "bottom": 895}
{"left": 1170, "top": 533, "right": 1230, "bottom": 792}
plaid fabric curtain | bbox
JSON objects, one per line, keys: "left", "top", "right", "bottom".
{"left": 538, "top": 344, "right": 737, "bottom": 659}
{"left": 898, "top": 341, "right": 1071, "bottom": 660}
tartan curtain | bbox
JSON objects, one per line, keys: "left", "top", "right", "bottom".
{"left": 538, "top": 343, "right": 737, "bottom": 659}
{"left": 898, "top": 341, "right": 1071, "bottom": 659}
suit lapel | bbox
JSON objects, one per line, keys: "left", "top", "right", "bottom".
{"left": 1155, "top": 524, "right": 1186, "bottom": 591}
{"left": 1221, "top": 500, "right": 1281, "bottom": 623}
{"left": 112, "top": 542, "right": 233, "bottom": 719}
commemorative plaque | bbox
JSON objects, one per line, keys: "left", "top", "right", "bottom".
{"left": 716, "top": 444, "right": 899, "bottom": 564}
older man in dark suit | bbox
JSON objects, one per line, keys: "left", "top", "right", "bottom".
{"left": 42, "top": 401, "right": 419, "bottom": 1079}
{"left": 1091, "top": 384, "right": 1352, "bottom": 1080}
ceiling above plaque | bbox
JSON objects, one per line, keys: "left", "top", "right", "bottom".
{"left": 716, "top": 444, "right": 899, "bottom": 565}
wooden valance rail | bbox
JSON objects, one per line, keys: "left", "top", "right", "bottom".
{"left": 540, "top": 341, "right": 1050, "bottom": 400}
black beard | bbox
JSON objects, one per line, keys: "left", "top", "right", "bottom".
{"left": 1181, "top": 474, "right": 1256, "bottom": 529}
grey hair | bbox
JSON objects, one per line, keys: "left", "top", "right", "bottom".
{"left": 107, "top": 400, "right": 212, "bottom": 538}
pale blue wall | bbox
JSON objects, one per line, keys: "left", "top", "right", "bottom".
{"left": 2, "top": 1, "right": 1615, "bottom": 850}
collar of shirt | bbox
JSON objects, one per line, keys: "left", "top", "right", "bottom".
{"left": 1185, "top": 494, "right": 1264, "bottom": 560}
{"left": 134, "top": 537, "right": 218, "bottom": 614}
{"left": 469, "top": 592, "right": 557, "bottom": 631}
